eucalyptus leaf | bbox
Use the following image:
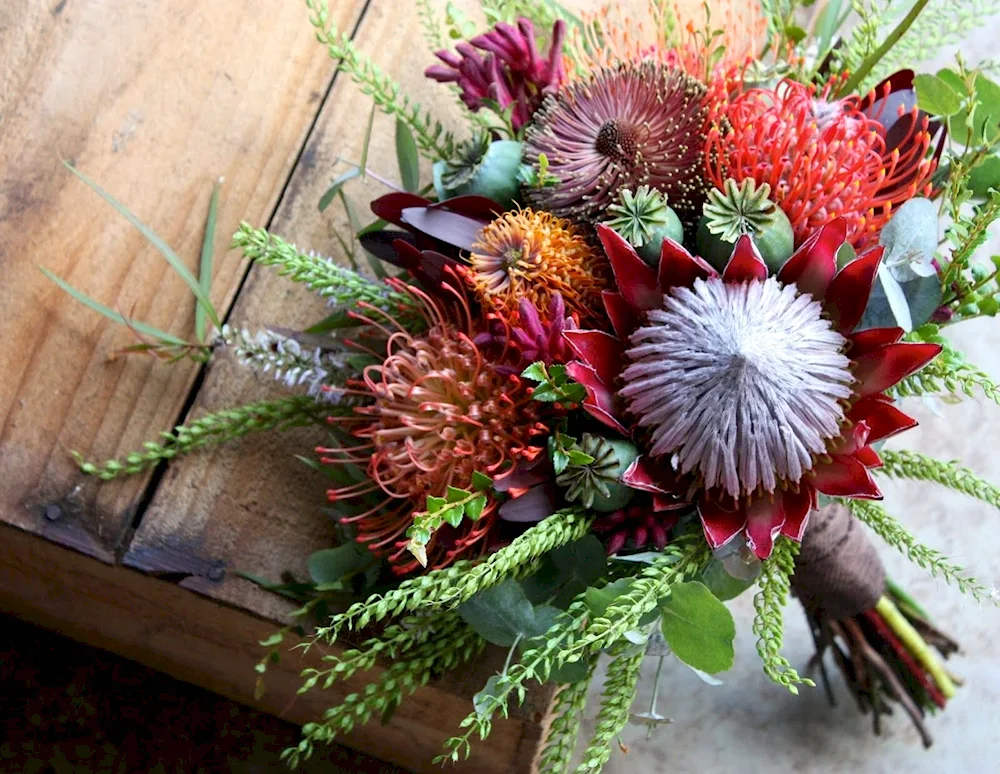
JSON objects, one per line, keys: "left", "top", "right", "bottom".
{"left": 519, "top": 536, "right": 607, "bottom": 608}
{"left": 306, "top": 542, "right": 373, "bottom": 586}
{"left": 584, "top": 578, "right": 634, "bottom": 619}
{"left": 879, "top": 198, "right": 938, "bottom": 282}
{"left": 698, "top": 559, "right": 755, "bottom": 602}
{"left": 859, "top": 270, "right": 942, "bottom": 332}
{"left": 659, "top": 581, "right": 736, "bottom": 674}
{"left": 876, "top": 266, "right": 914, "bottom": 331}
{"left": 458, "top": 579, "right": 560, "bottom": 647}
{"left": 914, "top": 73, "right": 962, "bottom": 117}
{"left": 969, "top": 155, "right": 1000, "bottom": 197}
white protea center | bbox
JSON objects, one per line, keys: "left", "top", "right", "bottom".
{"left": 619, "top": 276, "right": 854, "bottom": 498}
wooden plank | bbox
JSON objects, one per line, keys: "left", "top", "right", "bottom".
{"left": 123, "top": 1, "right": 556, "bottom": 769}
{"left": 0, "top": 523, "right": 549, "bottom": 774}
{"left": 0, "top": 0, "right": 366, "bottom": 561}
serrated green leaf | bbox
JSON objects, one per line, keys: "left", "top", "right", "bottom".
{"left": 395, "top": 118, "right": 421, "bottom": 193}
{"left": 529, "top": 386, "right": 559, "bottom": 402}
{"left": 465, "top": 494, "right": 487, "bottom": 521}
{"left": 446, "top": 486, "right": 468, "bottom": 503}
{"left": 659, "top": 581, "right": 736, "bottom": 674}
{"left": 551, "top": 446, "right": 569, "bottom": 475}
{"left": 565, "top": 449, "right": 595, "bottom": 466}
{"left": 471, "top": 470, "right": 492, "bottom": 491}
{"left": 914, "top": 73, "right": 962, "bottom": 117}
{"left": 521, "top": 361, "right": 547, "bottom": 382}
{"left": 426, "top": 495, "right": 447, "bottom": 512}
{"left": 442, "top": 505, "right": 465, "bottom": 527}
{"left": 548, "top": 364, "right": 567, "bottom": 383}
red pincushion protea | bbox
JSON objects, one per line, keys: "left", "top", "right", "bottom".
{"left": 425, "top": 18, "right": 566, "bottom": 131}
{"left": 564, "top": 221, "right": 941, "bottom": 559}
{"left": 319, "top": 282, "right": 546, "bottom": 574}
{"left": 706, "top": 75, "right": 936, "bottom": 247}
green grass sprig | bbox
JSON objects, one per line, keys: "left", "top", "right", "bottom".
{"left": 877, "top": 450, "right": 1000, "bottom": 509}
{"left": 537, "top": 661, "right": 597, "bottom": 774}
{"left": 753, "top": 537, "right": 814, "bottom": 694}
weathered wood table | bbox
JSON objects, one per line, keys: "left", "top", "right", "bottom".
{"left": 0, "top": 1, "right": 551, "bottom": 771}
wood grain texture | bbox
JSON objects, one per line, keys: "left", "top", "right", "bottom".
{"left": 0, "top": 0, "right": 365, "bottom": 560}
{"left": 124, "top": 1, "right": 556, "bottom": 768}
{"left": 0, "top": 523, "right": 547, "bottom": 774}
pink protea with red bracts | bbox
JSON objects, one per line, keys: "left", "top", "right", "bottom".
{"left": 425, "top": 18, "right": 567, "bottom": 131}
{"left": 706, "top": 74, "right": 937, "bottom": 248}
{"left": 474, "top": 293, "right": 579, "bottom": 376}
{"left": 318, "top": 280, "right": 546, "bottom": 574}
{"left": 563, "top": 221, "right": 941, "bottom": 559}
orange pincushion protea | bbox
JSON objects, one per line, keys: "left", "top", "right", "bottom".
{"left": 319, "top": 282, "right": 545, "bottom": 574}
{"left": 706, "top": 76, "right": 936, "bottom": 248}
{"left": 467, "top": 208, "right": 609, "bottom": 325}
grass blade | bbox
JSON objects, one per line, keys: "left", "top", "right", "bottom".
{"left": 318, "top": 168, "right": 361, "bottom": 213}
{"left": 39, "top": 266, "right": 188, "bottom": 347}
{"left": 359, "top": 102, "right": 376, "bottom": 180}
{"left": 395, "top": 119, "right": 420, "bottom": 193}
{"left": 196, "top": 179, "right": 222, "bottom": 341}
{"left": 63, "top": 160, "right": 222, "bottom": 329}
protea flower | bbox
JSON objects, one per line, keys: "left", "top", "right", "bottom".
{"left": 522, "top": 62, "right": 711, "bottom": 224}
{"left": 592, "top": 500, "right": 682, "bottom": 556}
{"left": 466, "top": 208, "right": 609, "bottom": 324}
{"left": 564, "top": 221, "right": 941, "bottom": 558}
{"left": 319, "top": 281, "right": 546, "bottom": 574}
{"left": 706, "top": 75, "right": 937, "bottom": 248}
{"left": 474, "top": 293, "right": 579, "bottom": 376}
{"left": 425, "top": 18, "right": 566, "bottom": 131}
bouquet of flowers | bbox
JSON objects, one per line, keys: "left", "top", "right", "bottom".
{"left": 54, "top": 0, "right": 1000, "bottom": 770}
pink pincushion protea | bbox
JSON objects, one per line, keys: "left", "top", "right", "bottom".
{"left": 425, "top": 18, "right": 566, "bottom": 131}
{"left": 564, "top": 221, "right": 941, "bottom": 559}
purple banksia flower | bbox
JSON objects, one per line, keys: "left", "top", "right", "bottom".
{"left": 425, "top": 18, "right": 567, "bottom": 131}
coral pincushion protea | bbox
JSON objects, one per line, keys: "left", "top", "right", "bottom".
{"left": 523, "top": 62, "right": 710, "bottom": 224}
{"left": 706, "top": 76, "right": 936, "bottom": 247}
{"left": 467, "top": 208, "right": 608, "bottom": 324}
{"left": 425, "top": 18, "right": 566, "bottom": 131}
{"left": 319, "top": 283, "right": 545, "bottom": 574}
{"left": 565, "top": 222, "right": 941, "bottom": 558}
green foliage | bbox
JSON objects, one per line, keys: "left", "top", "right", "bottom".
{"left": 537, "top": 665, "right": 596, "bottom": 774}
{"left": 416, "top": 0, "right": 445, "bottom": 51}
{"left": 877, "top": 449, "right": 1000, "bottom": 509}
{"left": 866, "top": 0, "right": 1000, "bottom": 91}
{"left": 306, "top": 0, "right": 455, "bottom": 161}
{"left": 658, "top": 581, "right": 736, "bottom": 674}
{"left": 521, "top": 362, "right": 587, "bottom": 404}
{"left": 439, "top": 600, "right": 591, "bottom": 763}
{"left": 941, "top": 189, "right": 1000, "bottom": 314}
{"left": 74, "top": 396, "right": 331, "bottom": 480}
{"left": 481, "top": 0, "right": 570, "bottom": 29}
{"left": 828, "top": 0, "right": 883, "bottom": 81}
{"left": 846, "top": 499, "right": 996, "bottom": 603}
{"left": 231, "top": 223, "right": 422, "bottom": 327}
{"left": 890, "top": 329, "right": 1000, "bottom": 405}
{"left": 394, "top": 118, "right": 421, "bottom": 193}
{"left": 406, "top": 475, "right": 491, "bottom": 567}
{"left": 315, "top": 510, "right": 594, "bottom": 642}
{"left": 752, "top": 538, "right": 813, "bottom": 694}
{"left": 759, "top": 0, "right": 807, "bottom": 59}
{"left": 458, "top": 578, "right": 560, "bottom": 647}
{"left": 284, "top": 616, "right": 483, "bottom": 767}
{"left": 559, "top": 541, "right": 712, "bottom": 667}
{"left": 574, "top": 644, "right": 644, "bottom": 773}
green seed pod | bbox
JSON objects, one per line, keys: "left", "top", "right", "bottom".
{"left": 433, "top": 136, "right": 523, "bottom": 209}
{"left": 697, "top": 178, "right": 795, "bottom": 274}
{"left": 556, "top": 434, "right": 639, "bottom": 513}
{"left": 603, "top": 185, "right": 684, "bottom": 268}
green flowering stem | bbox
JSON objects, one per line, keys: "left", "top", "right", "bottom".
{"left": 305, "top": 0, "right": 455, "bottom": 161}
{"left": 845, "top": 499, "right": 996, "bottom": 604}
{"left": 877, "top": 450, "right": 1000, "bottom": 509}
{"left": 574, "top": 644, "right": 644, "bottom": 773}
{"left": 231, "top": 223, "right": 422, "bottom": 327}
{"left": 753, "top": 537, "right": 814, "bottom": 694}
{"left": 317, "top": 510, "right": 594, "bottom": 641}
{"left": 537, "top": 661, "right": 597, "bottom": 774}
{"left": 838, "top": 0, "right": 932, "bottom": 96}
{"left": 875, "top": 596, "right": 957, "bottom": 699}
{"left": 74, "top": 396, "right": 332, "bottom": 480}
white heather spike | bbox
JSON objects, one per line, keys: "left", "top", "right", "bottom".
{"left": 619, "top": 276, "right": 853, "bottom": 498}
